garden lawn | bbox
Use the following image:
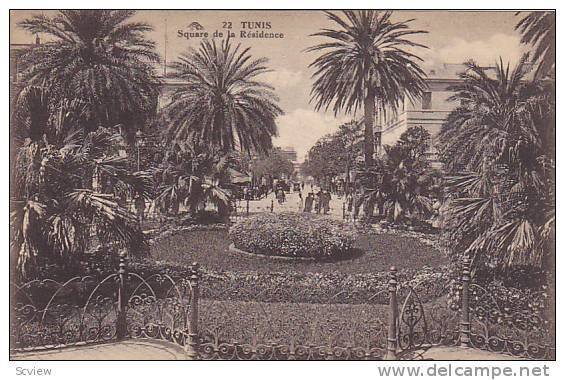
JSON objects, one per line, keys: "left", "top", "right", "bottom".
{"left": 150, "top": 229, "right": 445, "bottom": 275}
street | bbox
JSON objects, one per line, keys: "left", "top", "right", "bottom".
{"left": 234, "top": 188, "right": 347, "bottom": 220}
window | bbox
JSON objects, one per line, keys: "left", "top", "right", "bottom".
{"left": 422, "top": 92, "right": 432, "bottom": 110}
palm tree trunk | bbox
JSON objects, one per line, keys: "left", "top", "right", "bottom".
{"left": 363, "top": 85, "right": 376, "bottom": 219}
{"left": 363, "top": 85, "right": 375, "bottom": 168}
{"left": 345, "top": 159, "right": 350, "bottom": 195}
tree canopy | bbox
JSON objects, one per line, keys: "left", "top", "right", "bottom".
{"left": 308, "top": 11, "right": 427, "bottom": 166}
{"left": 302, "top": 120, "right": 363, "bottom": 181}
{"left": 162, "top": 38, "right": 283, "bottom": 155}
{"left": 250, "top": 148, "right": 294, "bottom": 180}
{"left": 16, "top": 10, "right": 161, "bottom": 139}
{"left": 438, "top": 56, "right": 554, "bottom": 270}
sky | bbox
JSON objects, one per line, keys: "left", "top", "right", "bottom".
{"left": 10, "top": 10, "right": 527, "bottom": 161}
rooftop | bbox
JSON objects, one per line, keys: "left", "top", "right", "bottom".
{"left": 425, "top": 63, "right": 468, "bottom": 79}
{"left": 424, "top": 62, "right": 535, "bottom": 81}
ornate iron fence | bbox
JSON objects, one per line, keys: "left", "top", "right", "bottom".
{"left": 393, "top": 269, "right": 461, "bottom": 358}
{"left": 10, "top": 255, "right": 555, "bottom": 360}
{"left": 10, "top": 252, "right": 199, "bottom": 358}
{"left": 462, "top": 259, "right": 555, "bottom": 359}
{"left": 387, "top": 258, "right": 555, "bottom": 360}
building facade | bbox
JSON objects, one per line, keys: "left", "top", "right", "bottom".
{"left": 279, "top": 146, "right": 298, "bottom": 162}
{"left": 377, "top": 63, "right": 468, "bottom": 164}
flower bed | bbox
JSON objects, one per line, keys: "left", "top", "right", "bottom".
{"left": 128, "top": 258, "right": 453, "bottom": 305}
{"left": 229, "top": 213, "right": 356, "bottom": 259}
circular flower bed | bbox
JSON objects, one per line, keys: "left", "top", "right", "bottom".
{"left": 229, "top": 212, "right": 357, "bottom": 259}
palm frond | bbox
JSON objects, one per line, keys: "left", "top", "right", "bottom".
{"left": 16, "top": 10, "right": 161, "bottom": 135}
{"left": 163, "top": 38, "right": 282, "bottom": 154}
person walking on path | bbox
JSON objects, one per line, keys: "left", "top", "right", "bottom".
{"left": 353, "top": 188, "right": 363, "bottom": 221}
{"left": 296, "top": 191, "right": 303, "bottom": 212}
{"left": 315, "top": 189, "right": 323, "bottom": 214}
{"left": 276, "top": 187, "right": 286, "bottom": 204}
{"left": 345, "top": 192, "right": 354, "bottom": 221}
{"left": 304, "top": 192, "right": 314, "bottom": 212}
{"left": 323, "top": 189, "right": 331, "bottom": 214}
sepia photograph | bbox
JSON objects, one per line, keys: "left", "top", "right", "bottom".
{"left": 7, "top": 7, "right": 556, "bottom": 367}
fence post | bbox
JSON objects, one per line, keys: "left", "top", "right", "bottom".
{"left": 116, "top": 250, "right": 128, "bottom": 340}
{"left": 187, "top": 262, "right": 200, "bottom": 359}
{"left": 271, "top": 199, "right": 274, "bottom": 212}
{"left": 246, "top": 199, "right": 250, "bottom": 217}
{"left": 385, "top": 266, "right": 398, "bottom": 360}
{"left": 460, "top": 256, "right": 471, "bottom": 348}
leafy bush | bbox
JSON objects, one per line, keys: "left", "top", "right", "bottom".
{"left": 229, "top": 212, "right": 356, "bottom": 259}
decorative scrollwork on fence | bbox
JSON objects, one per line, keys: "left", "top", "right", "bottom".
{"left": 126, "top": 272, "right": 193, "bottom": 346}
{"left": 11, "top": 256, "right": 555, "bottom": 361}
{"left": 198, "top": 340, "right": 388, "bottom": 360}
{"left": 10, "top": 275, "right": 119, "bottom": 350}
{"left": 197, "top": 284, "right": 389, "bottom": 360}
{"left": 398, "top": 286, "right": 428, "bottom": 351}
{"left": 10, "top": 255, "right": 197, "bottom": 355}
{"left": 395, "top": 276, "right": 460, "bottom": 357}
{"left": 468, "top": 284, "right": 554, "bottom": 359}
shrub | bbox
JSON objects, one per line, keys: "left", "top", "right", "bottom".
{"left": 229, "top": 212, "right": 356, "bottom": 259}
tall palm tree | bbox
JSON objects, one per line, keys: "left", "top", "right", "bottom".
{"left": 16, "top": 10, "right": 161, "bottom": 139}
{"left": 11, "top": 86, "right": 151, "bottom": 279}
{"left": 308, "top": 11, "right": 427, "bottom": 167}
{"left": 515, "top": 11, "right": 555, "bottom": 80}
{"left": 438, "top": 56, "right": 554, "bottom": 270}
{"left": 162, "top": 38, "right": 283, "bottom": 154}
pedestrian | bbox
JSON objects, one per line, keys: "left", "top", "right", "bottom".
{"left": 277, "top": 188, "right": 285, "bottom": 204}
{"left": 315, "top": 189, "right": 322, "bottom": 214}
{"left": 304, "top": 192, "right": 314, "bottom": 212}
{"left": 353, "top": 189, "right": 362, "bottom": 221}
{"left": 323, "top": 189, "right": 331, "bottom": 214}
{"left": 431, "top": 198, "right": 442, "bottom": 229}
{"left": 297, "top": 191, "right": 303, "bottom": 212}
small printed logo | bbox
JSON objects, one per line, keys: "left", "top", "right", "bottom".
{"left": 177, "top": 22, "right": 209, "bottom": 40}
{"left": 187, "top": 22, "right": 204, "bottom": 31}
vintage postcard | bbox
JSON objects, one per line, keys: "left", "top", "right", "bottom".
{"left": 8, "top": 9, "right": 555, "bottom": 366}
